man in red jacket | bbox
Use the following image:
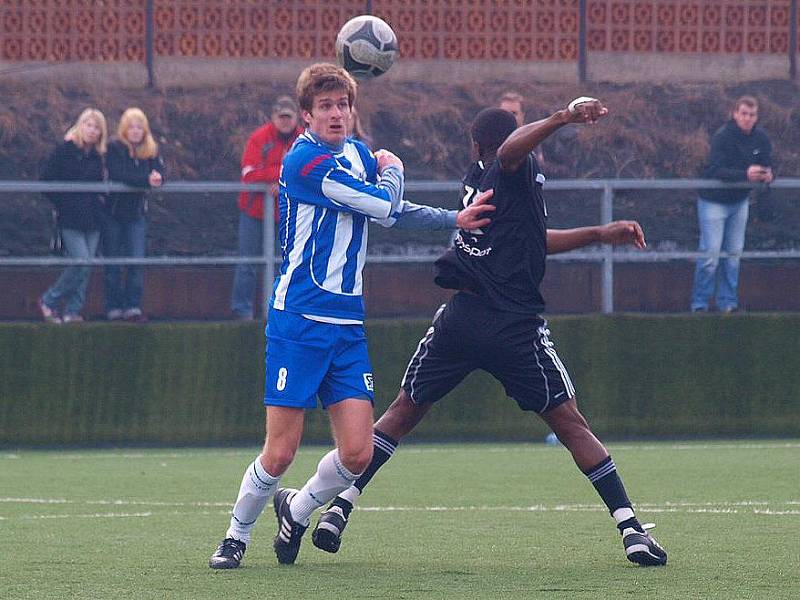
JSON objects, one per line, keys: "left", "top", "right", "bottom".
{"left": 232, "top": 96, "right": 303, "bottom": 320}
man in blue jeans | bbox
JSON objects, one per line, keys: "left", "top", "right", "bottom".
{"left": 231, "top": 96, "right": 303, "bottom": 320}
{"left": 691, "top": 95, "right": 773, "bottom": 313}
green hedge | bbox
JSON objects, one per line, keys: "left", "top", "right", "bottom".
{"left": 1, "top": 315, "right": 799, "bottom": 446}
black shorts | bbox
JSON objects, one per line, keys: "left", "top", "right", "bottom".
{"left": 401, "top": 292, "right": 575, "bottom": 413}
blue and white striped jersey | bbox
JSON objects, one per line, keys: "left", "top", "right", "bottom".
{"left": 271, "top": 132, "right": 404, "bottom": 322}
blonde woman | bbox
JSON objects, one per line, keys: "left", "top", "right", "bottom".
{"left": 39, "top": 108, "right": 108, "bottom": 324}
{"left": 102, "top": 107, "right": 164, "bottom": 322}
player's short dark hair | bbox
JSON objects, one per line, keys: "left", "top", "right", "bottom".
{"left": 471, "top": 108, "right": 518, "bottom": 156}
{"left": 296, "top": 63, "right": 357, "bottom": 113}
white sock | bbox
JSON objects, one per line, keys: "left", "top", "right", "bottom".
{"left": 612, "top": 507, "right": 636, "bottom": 524}
{"left": 338, "top": 485, "right": 361, "bottom": 506}
{"left": 290, "top": 449, "right": 360, "bottom": 526}
{"left": 225, "top": 456, "right": 280, "bottom": 544}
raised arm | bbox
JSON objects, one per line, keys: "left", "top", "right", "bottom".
{"left": 547, "top": 220, "right": 646, "bottom": 255}
{"left": 498, "top": 97, "right": 609, "bottom": 172}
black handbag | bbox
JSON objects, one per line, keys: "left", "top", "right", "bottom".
{"left": 48, "top": 209, "right": 63, "bottom": 255}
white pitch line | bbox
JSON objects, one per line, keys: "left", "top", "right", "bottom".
{"left": 3, "top": 500, "right": 799, "bottom": 523}
{"left": 753, "top": 509, "right": 800, "bottom": 515}
{"left": 85, "top": 499, "right": 231, "bottom": 508}
{"left": 0, "top": 497, "right": 230, "bottom": 508}
{"left": 2, "top": 497, "right": 797, "bottom": 510}
{"left": 640, "top": 500, "right": 772, "bottom": 507}
{"left": 357, "top": 505, "right": 796, "bottom": 516}
{"left": 1, "top": 441, "right": 796, "bottom": 462}
{"left": 612, "top": 442, "right": 800, "bottom": 452}
{"left": 359, "top": 442, "right": 800, "bottom": 453}
{"left": 46, "top": 451, "right": 255, "bottom": 460}
{"left": 0, "top": 497, "right": 72, "bottom": 504}
{"left": 16, "top": 510, "right": 230, "bottom": 521}
{"left": 21, "top": 511, "right": 155, "bottom": 520}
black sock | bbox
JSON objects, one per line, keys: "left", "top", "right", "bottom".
{"left": 353, "top": 429, "right": 398, "bottom": 493}
{"left": 330, "top": 496, "right": 353, "bottom": 518}
{"left": 617, "top": 517, "right": 643, "bottom": 534}
{"left": 583, "top": 456, "right": 643, "bottom": 533}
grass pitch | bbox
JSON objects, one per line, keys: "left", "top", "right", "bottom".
{"left": 1, "top": 441, "right": 798, "bottom": 599}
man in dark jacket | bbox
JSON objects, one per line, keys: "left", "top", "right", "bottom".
{"left": 690, "top": 95, "right": 773, "bottom": 313}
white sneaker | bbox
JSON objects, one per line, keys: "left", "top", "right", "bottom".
{"left": 38, "top": 298, "right": 61, "bottom": 324}
{"left": 62, "top": 314, "right": 84, "bottom": 324}
{"left": 123, "top": 308, "right": 146, "bottom": 322}
{"left": 107, "top": 309, "right": 124, "bottom": 321}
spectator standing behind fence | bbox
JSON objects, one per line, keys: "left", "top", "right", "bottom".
{"left": 38, "top": 108, "right": 108, "bottom": 324}
{"left": 102, "top": 108, "right": 164, "bottom": 323}
{"left": 690, "top": 96, "right": 773, "bottom": 314}
{"left": 231, "top": 96, "right": 304, "bottom": 320}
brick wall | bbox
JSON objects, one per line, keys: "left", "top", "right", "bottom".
{"left": 2, "top": 1, "right": 796, "bottom": 63}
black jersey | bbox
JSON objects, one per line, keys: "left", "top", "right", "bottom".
{"left": 434, "top": 154, "right": 547, "bottom": 315}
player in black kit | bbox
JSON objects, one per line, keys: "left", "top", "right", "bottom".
{"left": 311, "top": 98, "right": 667, "bottom": 567}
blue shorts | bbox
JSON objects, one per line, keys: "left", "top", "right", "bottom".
{"left": 264, "top": 309, "right": 374, "bottom": 409}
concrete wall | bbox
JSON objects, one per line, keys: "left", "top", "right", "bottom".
{"left": 1, "top": 54, "right": 796, "bottom": 89}
{"left": 4, "top": 260, "right": 800, "bottom": 322}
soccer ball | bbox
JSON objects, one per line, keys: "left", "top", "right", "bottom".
{"left": 335, "top": 15, "right": 398, "bottom": 79}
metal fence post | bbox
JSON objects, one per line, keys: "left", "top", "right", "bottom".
{"left": 578, "top": 0, "right": 588, "bottom": 82}
{"left": 791, "top": 0, "right": 798, "bottom": 80}
{"left": 145, "top": 0, "right": 155, "bottom": 88}
{"left": 262, "top": 193, "right": 276, "bottom": 314}
{"left": 601, "top": 184, "right": 614, "bottom": 313}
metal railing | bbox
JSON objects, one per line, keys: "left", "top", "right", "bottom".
{"left": 2, "top": 178, "right": 799, "bottom": 313}
{"left": 1, "top": 181, "right": 277, "bottom": 302}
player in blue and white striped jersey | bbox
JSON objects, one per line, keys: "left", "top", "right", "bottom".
{"left": 274, "top": 129, "right": 466, "bottom": 321}
{"left": 209, "top": 63, "right": 495, "bottom": 569}
{"left": 272, "top": 129, "right": 400, "bottom": 321}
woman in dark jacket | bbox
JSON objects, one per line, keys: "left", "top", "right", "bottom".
{"left": 39, "top": 108, "right": 108, "bottom": 323}
{"left": 103, "top": 107, "right": 164, "bottom": 322}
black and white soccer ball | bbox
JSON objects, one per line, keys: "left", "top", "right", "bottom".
{"left": 335, "top": 15, "right": 398, "bottom": 80}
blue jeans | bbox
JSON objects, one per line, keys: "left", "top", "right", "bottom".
{"left": 231, "top": 212, "right": 264, "bottom": 318}
{"left": 42, "top": 228, "right": 100, "bottom": 315}
{"left": 101, "top": 213, "right": 146, "bottom": 312}
{"left": 691, "top": 197, "right": 749, "bottom": 311}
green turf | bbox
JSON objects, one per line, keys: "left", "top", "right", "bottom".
{"left": 1, "top": 441, "right": 798, "bottom": 599}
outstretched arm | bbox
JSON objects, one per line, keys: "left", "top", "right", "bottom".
{"left": 498, "top": 97, "right": 609, "bottom": 172}
{"left": 547, "top": 220, "right": 646, "bottom": 254}
{"left": 375, "top": 189, "right": 495, "bottom": 230}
